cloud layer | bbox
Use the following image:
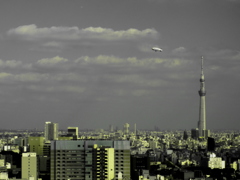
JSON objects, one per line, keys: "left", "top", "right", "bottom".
{"left": 7, "top": 24, "right": 159, "bottom": 41}
{"left": 0, "top": 55, "right": 193, "bottom": 102}
{"left": 0, "top": 50, "right": 238, "bottom": 100}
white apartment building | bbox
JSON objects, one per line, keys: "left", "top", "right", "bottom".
{"left": 22, "top": 152, "right": 38, "bottom": 180}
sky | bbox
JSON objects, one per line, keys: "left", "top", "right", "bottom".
{"left": 0, "top": 0, "right": 240, "bottom": 130}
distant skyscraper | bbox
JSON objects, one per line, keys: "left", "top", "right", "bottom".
{"left": 191, "top": 128, "right": 199, "bottom": 139}
{"left": 183, "top": 130, "right": 188, "bottom": 140}
{"left": 124, "top": 123, "right": 130, "bottom": 134}
{"left": 44, "top": 122, "right": 58, "bottom": 142}
{"left": 109, "top": 124, "right": 114, "bottom": 132}
{"left": 207, "top": 137, "right": 216, "bottom": 152}
{"left": 198, "top": 57, "right": 209, "bottom": 138}
{"left": 134, "top": 123, "right": 137, "bottom": 135}
{"left": 67, "top": 127, "right": 78, "bottom": 139}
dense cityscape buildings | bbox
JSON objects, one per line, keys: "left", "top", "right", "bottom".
{"left": 1, "top": 126, "right": 240, "bottom": 179}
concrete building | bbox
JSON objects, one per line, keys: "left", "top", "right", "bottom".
{"left": 67, "top": 127, "right": 79, "bottom": 139}
{"left": 45, "top": 122, "right": 58, "bottom": 143}
{"left": 50, "top": 140, "right": 130, "bottom": 180}
{"left": 148, "top": 140, "right": 158, "bottom": 149}
{"left": 208, "top": 153, "right": 225, "bottom": 169}
{"left": 22, "top": 152, "right": 38, "bottom": 180}
{"left": 29, "top": 136, "right": 50, "bottom": 156}
{"left": 28, "top": 136, "right": 45, "bottom": 156}
{"left": 0, "top": 172, "right": 8, "bottom": 180}
{"left": 191, "top": 128, "right": 199, "bottom": 139}
{"left": 201, "top": 153, "right": 225, "bottom": 169}
{"left": 38, "top": 155, "right": 50, "bottom": 180}
{"left": 92, "top": 145, "right": 115, "bottom": 180}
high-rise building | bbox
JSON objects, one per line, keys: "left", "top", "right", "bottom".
{"left": 67, "top": 127, "right": 79, "bottom": 139}
{"left": 29, "top": 136, "right": 51, "bottom": 157}
{"left": 191, "top": 128, "right": 199, "bottom": 139}
{"left": 197, "top": 57, "right": 210, "bottom": 138}
{"left": 50, "top": 140, "right": 130, "bottom": 180}
{"left": 134, "top": 123, "right": 137, "bottom": 135}
{"left": 29, "top": 136, "right": 45, "bottom": 156}
{"left": 124, "top": 123, "right": 130, "bottom": 135}
{"left": 92, "top": 145, "right": 115, "bottom": 180}
{"left": 22, "top": 152, "right": 38, "bottom": 180}
{"left": 183, "top": 130, "right": 188, "bottom": 140}
{"left": 131, "top": 155, "right": 150, "bottom": 180}
{"left": 109, "top": 125, "right": 114, "bottom": 132}
{"left": 207, "top": 137, "right": 216, "bottom": 152}
{"left": 28, "top": 137, "right": 51, "bottom": 179}
{"left": 45, "top": 122, "right": 58, "bottom": 143}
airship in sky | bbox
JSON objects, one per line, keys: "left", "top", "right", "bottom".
{"left": 152, "top": 47, "right": 163, "bottom": 52}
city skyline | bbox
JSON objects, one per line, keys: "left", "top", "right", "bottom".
{"left": 0, "top": 0, "right": 240, "bottom": 130}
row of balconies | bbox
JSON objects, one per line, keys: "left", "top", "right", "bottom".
{"left": 115, "top": 150, "right": 125, "bottom": 152}
{"left": 55, "top": 159, "right": 85, "bottom": 163}
{"left": 96, "top": 175, "right": 109, "bottom": 178}
{"left": 56, "top": 150, "right": 83, "bottom": 153}
{"left": 56, "top": 171, "right": 84, "bottom": 174}
{"left": 55, "top": 166, "right": 85, "bottom": 169}
{"left": 55, "top": 150, "right": 97, "bottom": 153}
{"left": 95, "top": 153, "right": 108, "bottom": 156}
{"left": 62, "top": 164, "right": 85, "bottom": 167}
{"left": 57, "top": 168, "right": 85, "bottom": 170}
{"left": 57, "top": 151, "right": 85, "bottom": 154}
{"left": 56, "top": 174, "right": 85, "bottom": 178}
{"left": 54, "top": 160, "right": 130, "bottom": 165}
{"left": 57, "top": 157, "right": 86, "bottom": 160}
{"left": 115, "top": 154, "right": 124, "bottom": 156}
{"left": 56, "top": 164, "right": 85, "bottom": 167}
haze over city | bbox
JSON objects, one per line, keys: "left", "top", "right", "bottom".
{"left": 0, "top": 0, "right": 239, "bottom": 130}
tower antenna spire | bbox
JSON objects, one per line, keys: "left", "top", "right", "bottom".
{"left": 200, "top": 56, "right": 205, "bottom": 81}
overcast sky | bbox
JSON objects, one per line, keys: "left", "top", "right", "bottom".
{"left": 0, "top": 0, "right": 240, "bottom": 130}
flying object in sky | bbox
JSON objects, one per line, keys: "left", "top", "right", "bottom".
{"left": 152, "top": 47, "right": 163, "bottom": 52}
